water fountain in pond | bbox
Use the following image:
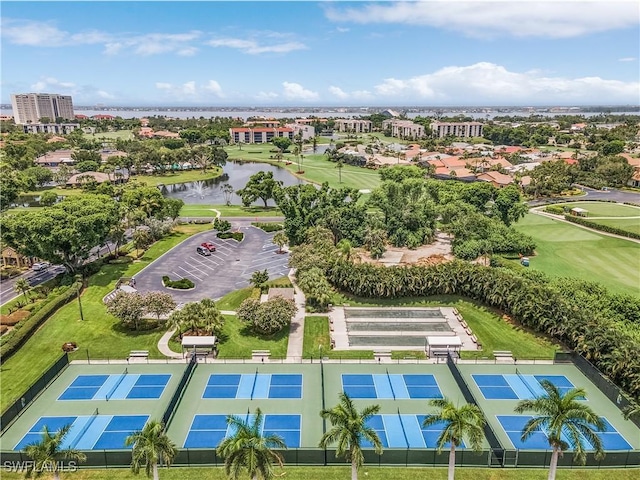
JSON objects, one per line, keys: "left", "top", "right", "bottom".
{"left": 189, "top": 180, "right": 208, "bottom": 199}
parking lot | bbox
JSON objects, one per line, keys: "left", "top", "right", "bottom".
{"left": 133, "top": 225, "right": 290, "bottom": 303}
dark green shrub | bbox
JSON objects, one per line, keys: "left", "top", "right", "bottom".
{"left": 252, "top": 222, "right": 284, "bottom": 233}
{"left": 217, "top": 231, "right": 244, "bottom": 241}
{"left": 564, "top": 215, "right": 640, "bottom": 240}
{"left": 162, "top": 276, "right": 195, "bottom": 289}
{"left": 544, "top": 205, "right": 565, "bottom": 214}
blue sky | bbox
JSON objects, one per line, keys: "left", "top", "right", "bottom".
{"left": 2, "top": 1, "right": 639, "bottom": 106}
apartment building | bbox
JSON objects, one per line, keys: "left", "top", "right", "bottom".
{"left": 382, "top": 119, "right": 425, "bottom": 139}
{"left": 23, "top": 123, "right": 80, "bottom": 135}
{"left": 229, "top": 127, "right": 294, "bottom": 144}
{"left": 335, "top": 119, "right": 372, "bottom": 134}
{"left": 431, "top": 121, "right": 484, "bottom": 138}
{"left": 11, "top": 93, "right": 75, "bottom": 124}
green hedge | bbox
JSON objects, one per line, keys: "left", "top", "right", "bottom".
{"left": 162, "top": 276, "right": 195, "bottom": 289}
{"left": 564, "top": 215, "right": 640, "bottom": 240}
{"left": 252, "top": 222, "right": 284, "bottom": 233}
{"left": 0, "top": 281, "right": 81, "bottom": 362}
{"left": 217, "top": 231, "right": 244, "bottom": 241}
{"left": 544, "top": 205, "right": 565, "bottom": 215}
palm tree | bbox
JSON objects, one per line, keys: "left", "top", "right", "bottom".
{"left": 216, "top": 408, "right": 286, "bottom": 480}
{"left": 336, "top": 160, "right": 344, "bottom": 183}
{"left": 14, "top": 278, "right": 31, "bottom": 302}
{"left": 125, "top": 420, "right": 178, "bottom": 480}
{"left": 23, "top": 424, "right": 86, "bottom": 480}
{"left": 422, "top": 398, "right": 486, "bottom": 480}
{"left": 623, "top": 401, "right": 640, "bottom": 421}
{"left": 273, "top": 231, "right": 288, "bottom": 254}
{"left": 319, "top": 393, "right": 382, "bottom": 480}
{"left": 514, "top": 380, "right": 605, "bottom": 480}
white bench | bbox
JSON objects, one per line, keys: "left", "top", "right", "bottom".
{"left": 252, "top": 350, "right": 271, "bottom": 361}
{"left": 374, "top": 351, "right": 392, "bottom": 362}
{"left": 129, "top": 350, "right": 149, "bottom": 360}
{"left": 494, "top": 350, "right": 513, "bottom": 359}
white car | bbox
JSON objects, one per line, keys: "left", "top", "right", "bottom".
{"left": 31, "top": 262, "right": 49, "bottom": 272}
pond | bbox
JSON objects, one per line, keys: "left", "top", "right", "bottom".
{"left": 161, "top": 161, "right": 305, "bottom": 205}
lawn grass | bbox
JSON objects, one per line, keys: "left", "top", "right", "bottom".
{"left": 180, "top": 204, "right": 282, "bottom": 218}
{"left": 133, "top": 168, "right": 223, "bottom": 186}
{"left": 215, "top": 287, "right": 256, "bottom": 311}
{"left": 0, "top": 224, "right": 211, "bottom": 411}
{"left": 589, "top": 217, "right": 640, "bottom": 235}
{"left": 333, "top": 294, "right": 559, "bottom": 360}
{"left": 87, "top": 130, "right": 135, "bottom": 141}
{"left": 512, "top": 213, "right": 640, "bottom": 296}
{"left": 553, "top": 201, "right": 640, "bottom": 217}
{"left": 1, "top": 466, "right": 637, "bottom": 480}
{"left": 216, "top": 314, "right": 289, "bottom": 359}
{"left": 226, "top": 143, "right": 381, "bottom": 191}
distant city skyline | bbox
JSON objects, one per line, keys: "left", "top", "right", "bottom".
{"left": 2, "top": 1, "right": 639, "bottom": 107}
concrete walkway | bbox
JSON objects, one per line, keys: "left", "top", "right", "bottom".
{"left": 286, "top": 269, "right": 307, "bottom": 360}
{"left": 157, "top": 328, "right": 183, "bottom": 358}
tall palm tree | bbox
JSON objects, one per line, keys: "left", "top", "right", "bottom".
{"left": 23, "top": 424, "right": 86, "bottom": 480}
{"left": 125, "top": 420, "right": 178, "bottom": 480}
{"left": 319, "top": 393, "right": 382, "bottom": 480}
{"left": 422, "top": 398, "right": 485, "bottom": 480}
{"left": 514, "top": 380, "right": 605, "bottom": 480}
{"left": 14, "top": 277, "right": 31, "bottom": 302}
{"left": 216, "top": 408, "right": 286, "bottom": 480}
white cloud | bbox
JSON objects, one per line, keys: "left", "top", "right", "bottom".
{"left": 618, "top": 57, "right": 637, "bottom": 62}
{"left": 96, "top": 90, "right": 115, "bottom": 99}
{"left": 207, "top": 37, "right": 306, "bottom": 54}
{"left": 30, "top": 77, "right": 76, "bottom": 91}
{"left": 1, "top": 19, "right": 69, "bottom": 46}
{"left": 155, "top": 80, "right": 226, "bottom": 100}
{"left": 371, "top": 62, "right": 640, "bottom": 104}
{"left": 255, "top": 91, "right": 279, "bottom": 101}
{"left": 324, "top": 1, "right": 639, "bottom": 38}
{"left": 204, "top": 80, "right": 225, "bottom": 98}
{"left": 282, "top": 82, "right": 319, "bottom": 101}
{"left": 329, "top": 86, "right": 349, "bottom": 99}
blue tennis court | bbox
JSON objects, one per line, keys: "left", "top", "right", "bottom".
{"left": 14, "top": 415, "right": 149, "bottom": 451}
{"left": 342, "top": 374, "right": 442, "bottom": 399}
{"left": 203, "top": 373, "right": 302, "bottom": 399}
{"left": 184, "top": 414, "right": 301, "bottom": 448}
{"left": 472, "top": 374, "right": 585, "bottom": 401}
{"left": 497, "top": 415, "right": 633, "bottom": 451}
{"left": 58, "top": 374, "right": 171, "bottom": 401}
{"left": 361, "top": 414, "right": 466, "bottom": 448}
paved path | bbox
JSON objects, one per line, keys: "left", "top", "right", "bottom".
{"left": 286, "top": 269, "right": 307, "bottom": 360}
{"left": 157, "top": 328, "right": 183, "bottom": 358}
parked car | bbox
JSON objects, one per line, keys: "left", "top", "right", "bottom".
{"left": 196, "top": 246, "right": 211, "bottom": 256}
{"left": 31, "top": 262, "right": 49, "bottom": 272}
{"left": 201, "top": 242, "right": 216, "bottom": 252}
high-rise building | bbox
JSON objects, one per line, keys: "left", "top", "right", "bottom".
{"left": 11, "top": 93, "right": 75, "bottom": 124}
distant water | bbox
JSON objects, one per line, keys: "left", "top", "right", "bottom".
{"left": 2, "top": 107, "right": 637, "bottom": 120}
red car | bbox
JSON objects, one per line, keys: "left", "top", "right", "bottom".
{"left": 201, "top": 242, "right": 216, "bottom": 252}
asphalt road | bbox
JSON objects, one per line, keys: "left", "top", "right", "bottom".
{"left": 0, "top": 265, "right": 67, "bottom": 305}
{"left": 529, "top": 186, "right": 640, "bottom": 207}
{"left": 133, "top": 225, "right": 290, "bottom": 303}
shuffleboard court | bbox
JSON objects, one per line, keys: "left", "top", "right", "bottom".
{"left": 342, "top": 374, "right": 442, "bottom": 399}
{"left": 58, "top": 373, "right": 171, "bottom": 401}
{"left": 184, "top": 414, "right": 301, "bottom": 448}
{"left": 15, "top": 415, "right": 149, "bottom": 451}
{"left": 497, "top": 415, "right": 633, "bottom": 451}
{"left": 203, "top": 373, "right": 302, "bottom": 399}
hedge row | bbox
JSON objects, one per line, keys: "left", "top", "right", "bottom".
{"left": 217, "top": 231, "right": 244, "bottom": 241}
{"left": 563, "top": 215, "right": 640, "bottom": 240}
{"left": 162, "top": 276, "right": 195, "bottom": 289}
{"left": 252, "top": 222, "right": 284, "bottom": 233}
{"left": 0, "top": 281, "right": 81, "bottom": 363}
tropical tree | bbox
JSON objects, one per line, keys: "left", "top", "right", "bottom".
{"left": 106, "top": 290, "right": 146, "bottom": 330}
{"left": 422, "top": 398, "right": 486, "bottom": 480}
{"left": 272, "top": 231, "right": 287, "bottom": 254}
{"left": 125, "top": 420, "right": 178, "bottom": 480}
{"left": 514, "top": 381, "right": 605, "bottom": 480}
{"left": 250, "top": 269, "right": 270, "bottom": 291}
{"left": 319, "top": 393, "right": 382, "bottom": 480}
{"left": 216, "top": 408, "right": 286, "bottom": 480}
{"left": 143, "top": 291, "right": 177, "bottom": 321}
{"left": 236, "top": 171, "right": 283, "bottom": 208}
{"left": 221, "top": 183, "right": 235, "bottom": 206}
{"left": 23, "top": 424, "right": 86, "bottom": 480}
{"left": 168, "top": 298, "right": 225, "bottom": 337}
{"left": 14, "top": 277, "right": 31, "bottom": 302}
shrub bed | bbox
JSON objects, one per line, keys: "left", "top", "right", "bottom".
{"left": 0, "top": 281, "right": 81, "bottom": 362}
{"left": 217, "top": 231, "right": 244, "bottom": 241}
{"left": 0, "top": 310, "right": 30, "bottom": 326}
{"left": 544, "top": 205, "right": 565, "bottom": 215}
{"left": 162, "top": 276, "right": 195, "bottom": 289}
{"left": 252, "top": 222, "right": 284, "bottom": 233}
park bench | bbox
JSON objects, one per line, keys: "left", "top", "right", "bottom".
{"left": 465, "top": 327, "right": 473, "bottom": 336}
{"left": 129, "top": 350, "right": 149, "bottom": 359}
{"left": 374, "top": 350, "right": 392, "bottom": 362}
{"left": 494, "top": 350, "right": 513, "bottom": 359}
{"left": 252, "top": 350, "right": 271, "bottom": 361}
